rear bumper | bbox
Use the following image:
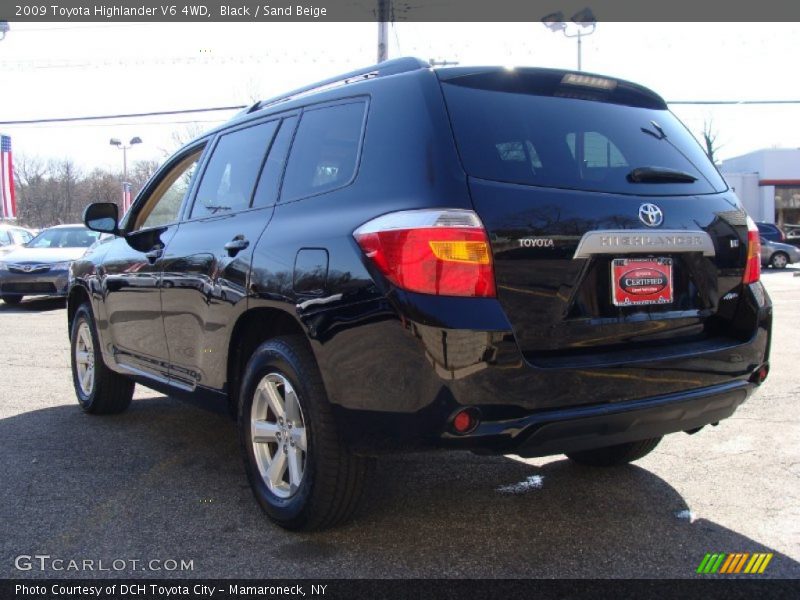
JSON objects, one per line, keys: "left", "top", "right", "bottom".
{"left": 445, "top": 379, "right": 755, "bottom": 457}
{"left": 311, "top": 283, "right": 771, "bottom": 455}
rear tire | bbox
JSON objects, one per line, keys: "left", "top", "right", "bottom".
{"left": 2, "top": 295, "right": 22, "bottom": 305}
{"left": 770, "top": 252, "right": 789, "bottom": 269}
{"left": 239, "top": 335, "right": 370, "bottom": 530}
{"left": 70, "top": 303, "right": 134, "bottom": 414}
{"left": 566, "top": 437, "right": 662, "bottom": 467}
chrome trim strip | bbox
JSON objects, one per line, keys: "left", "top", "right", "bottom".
{"left": 116, "top": 362, "right": 195, "bottom": 392}
{"left": 573, "top": 229, "right": 716, "bottom": 259}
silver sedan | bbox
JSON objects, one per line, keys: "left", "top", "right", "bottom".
{"left": 760, "top": 237, "right": 800, "bottom": 269}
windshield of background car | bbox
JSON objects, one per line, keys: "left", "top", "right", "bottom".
{"left": 26, "top": 227, "right": 101, "bottom": 249}
{"left": 440, "top": 71, "right": 727, "bottom": 196}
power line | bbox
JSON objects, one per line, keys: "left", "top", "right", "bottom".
{"left": 0, "top": 118, "right": 229, "bottom": 130}
{"left": 4, "top": 98, "right": 800, "bottom": 128}
{"left": 0, "top": 106, "right": 246, "bottom": 126}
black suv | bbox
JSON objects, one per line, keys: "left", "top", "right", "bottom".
{"left": 69, "top": 58, "right": 772, "bottom": 530}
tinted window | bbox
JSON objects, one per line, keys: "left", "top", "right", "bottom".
{"left": 252, "top": 117, "right": 297, "bottom": 207}
{"left": 13, "top": 230, "right": 33, "bottom": 244}
{"left": 442, "top": 80, "right": 727, "bottom": 196}
{"left": 191, "top": 121, "right": 278, "bottom": 218}
{"left": 26, "top": 227, "right": 100, "bottom": 248}
{"left": 281, "top": 102, "right": 365, "bottom": 202}
{"left": 138, "top": 149, "right": 203, "bottom": 230}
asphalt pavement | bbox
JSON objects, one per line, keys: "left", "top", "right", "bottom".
{"left": 1, "top": 269, "right": 798, "bottom": 579}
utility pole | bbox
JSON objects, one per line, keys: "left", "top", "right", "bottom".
{"left": 377, "top": 0, "right": 389, "bottom": 63}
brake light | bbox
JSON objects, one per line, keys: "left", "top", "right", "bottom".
{"left": 743, "top": 216, "right": 761, "bottom": 284}
{"left": 353, "top": 209, "right": 496, "bottom": 297}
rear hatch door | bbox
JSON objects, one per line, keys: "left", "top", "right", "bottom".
{"left": 439, "top": 68, "right": 750, "bottom": 363}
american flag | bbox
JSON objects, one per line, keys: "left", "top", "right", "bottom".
{"left": 0, "top": 135, "right": 17, "bottom": 220}
{"left": 122, "top": 181, "right": 132, "bottom": 213}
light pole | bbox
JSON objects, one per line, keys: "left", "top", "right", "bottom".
{"left": 109, "top": 136, "right": 142, "bottom": 181}
{"left": 541, "top": 8, "right": 597, "bottom": 71}
{"left": 110, "top": 137, "right": 141, "bottom": 212}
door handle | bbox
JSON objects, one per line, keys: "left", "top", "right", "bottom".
{"left": 144, "top": 247, "right": 163, "bottom": 263}
{"left": 224, "top": 236, "right": 250, "bottom": 257}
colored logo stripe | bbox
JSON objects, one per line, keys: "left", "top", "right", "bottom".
{"left": 698, "top": 552, "right": 773, "bottom": 574}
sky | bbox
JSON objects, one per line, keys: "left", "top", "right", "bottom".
{"left": 1, "top": 21, "right": 799, "bottom": 173}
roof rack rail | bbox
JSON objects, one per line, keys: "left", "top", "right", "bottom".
{"left": 246, "top": 57, "right": 430, "bottom": 114}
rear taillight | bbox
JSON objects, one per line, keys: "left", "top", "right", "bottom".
{"left": 353, "top": 209, "right": 496, "bottom": 297}
{"left": 743, "top": 216, "right": 761, "bottom": 284}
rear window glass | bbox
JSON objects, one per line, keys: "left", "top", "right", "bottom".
{"left": 281, "top": 101, "right": 366, "bottom": 202}
{"left": 441, "top": 79, "right": 727, "bottom": 196}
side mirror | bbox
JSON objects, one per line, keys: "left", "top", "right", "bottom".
{"left": 83, "top": 202, "right": 120, "bottom": 235}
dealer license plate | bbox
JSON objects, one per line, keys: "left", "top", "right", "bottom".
{"left": 611, "top": 257, "right": 673, "bottom": 307}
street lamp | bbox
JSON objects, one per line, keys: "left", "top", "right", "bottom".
{"left": 110, "top": 137, "right": 142, "bottom": 212}
{"left": 109, "top": 136, "right": 142, "bottom": 181}
{"left": 541, "top": 8, "right": 597, "bottom": 71}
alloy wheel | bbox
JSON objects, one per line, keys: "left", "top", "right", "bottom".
{"left": 74, "top": 320, "right": 95, "bottom": 396}
{"left": 250, "top": 373, "right": 308, "bottom": 498}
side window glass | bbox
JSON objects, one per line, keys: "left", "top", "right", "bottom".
{"left": 281, "top": 102, "right": 366, "bottom": 202}
{"left": 191, "top": 121, "right": 278, "bottom": 219}
{"left": 136, "top": 148, "right": 204, "bottom": 231}
{"left": 252, "top": 117, "right": 297, "bottom": 208}
{"left": 17, "top": 231, "right": 33, "bottom": 243}
{"left": 0, "top": 230, "right": 10, "bottom": 246}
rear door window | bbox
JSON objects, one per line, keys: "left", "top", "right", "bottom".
{"left": 190, "top": 121, "right": 278, "bottom": 219}
{"left": 252, "top": 116, "right": 297, "bottom": 208}
{"left": 280, "top": 101, "right": 366, "bottom": 202}
{"left": 441, "top": 74, "right": 727, "bottom": 196}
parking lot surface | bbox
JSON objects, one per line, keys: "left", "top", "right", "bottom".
{"left": 1, "top": 270, "right": 799, "bottom": 579}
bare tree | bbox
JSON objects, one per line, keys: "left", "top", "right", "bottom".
{"left": 702, "top": 119, "right": 724, "bottom": 165}
{"left": 160, "top": 123, "right": 208, "bottom": 157}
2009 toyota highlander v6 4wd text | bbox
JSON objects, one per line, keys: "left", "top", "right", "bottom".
{"left": 68, "top": 58, "right": 772, "bottom": 530}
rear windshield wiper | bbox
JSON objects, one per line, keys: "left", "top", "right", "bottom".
{"left": 626, "top": 166, "right": 698, "bottom": 184}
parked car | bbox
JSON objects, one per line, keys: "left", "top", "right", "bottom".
{"left": 760, "top": 237, "right": 800, "bottom": 269}
{"left": 755, "top": 222, "right": 786, "bottom": 243}
{"left": 0, "top": 224, "right": 100, "bottom": 304}
{"left": 0, "top": 223, "right": 36, "bottom": 256}
{"left": 68, "top": 58, "right": 772, "bottom": 530}
{"left": 783, "top": 227, "right": 800, "bottom": 247}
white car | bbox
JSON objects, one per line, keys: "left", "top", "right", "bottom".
{"left": 0, "top": 224, "right": 36, "bottom": 256}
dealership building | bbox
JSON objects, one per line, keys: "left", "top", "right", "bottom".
{"left": 720, "top": 148, "right": 800, "bottom": 228}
